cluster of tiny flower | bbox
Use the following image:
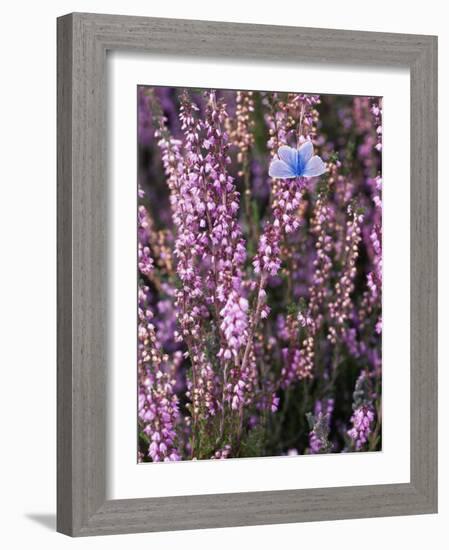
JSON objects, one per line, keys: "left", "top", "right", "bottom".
{"left": 253, "top": 228, "right": 282, "bottom": 276}
{"left": 185, "top": 350, "right": 217, "bottom": 420}
{"left": 328, "top": 209, "right": 363, "bottom": 345}
{"left": 368, "top": 174, "right": 382, "bottom": 334}
{"left": 371, "top": 102, "right": 383, "bottom": 152}
{"left": 138, "top": 285, "right": 181, "bottom": 462}
{"left": 277, "top": 311, "right": 314, "bottom": 387}
{"left": 228, "top": 90, "right": 255, "bottom": 165}
{"left": 287, "top": 189, "right": 335, "bottom": 383}
{"left": 309, "top": 194, "right": 334, "bottom": 322}
{"left": 138, "top": 205, "right": 155, "bottom": 277}
{"left": 347, "top": 405, "right": 375, "bottom": 450}
{"left": 346, "top": 370, "right": 376, "bottom": 450}
{"left": 281, "top": 347, "right": 303, "bottom": 386}
{"left": 308, "top": 398, "right": 335, "bottom": 454}
{"left": 219, "top": 291, "right": 249, "bottom": 361}
{"left": 202, "top": 92, "right": 249, "bottom": 362}
{"left": 264, "top": 92, "right": 320, "bottom": 151}
{"left": 211, "top": 444, "right": 232, "bottom": 459}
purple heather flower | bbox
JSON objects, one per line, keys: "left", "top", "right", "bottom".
{"left": 375, "top": 317, "right": 382, "bottom": 334}
{"left": 281, "top": 347, "right": 301, "bottom": 387}
{"left": 271, "top": 394, "right": 280, "bottom": 413}
{"left": 309, "top": 417, "right": 328, "bottom": 453}
{"left": 308, "top": 399, "right": 334, "bottom": 454}
{"left": 212, "top": 444, "right": 232, "bottom": 459}
{"left": 219, "top": 292, "right": 249, "bottom": 359}
{"left": 328, "top": 209, "right": 364, "bottom": 345}
{"left": 138, "top": 284, "right": 181, "bottom": 463}
{"left": 347, "top": 405, "right": 375, "bottom": 450}
{"left": 371, "top": 101, "right": 383, "bottom": 152}
{"left": 346, "top": 370, "right": 376, "bottom": 451}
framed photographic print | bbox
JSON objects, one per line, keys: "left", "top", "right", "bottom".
{"left": 57, "top": 13, "right": 437, "bottom": 536}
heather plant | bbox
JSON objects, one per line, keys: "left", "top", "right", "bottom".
{"left": 137, "top": 86, "right": 382, "bottom": 461}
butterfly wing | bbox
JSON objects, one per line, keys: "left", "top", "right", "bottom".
{"left": 297, "top": 141, "right": 314, "bottom": 167}
{"left": 269, "top": 159, "right": 297, "bottom": 179}
{"left": 302, "top": 155, "right": 326, "bottom": 177}
{"left": 278, "top": 146, "right": 298, "bottom": 168}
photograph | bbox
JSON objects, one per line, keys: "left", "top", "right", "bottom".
{"left": 0, "top": 2, "right": 441, "bottom": 544}
{"left": 137, "top": 85, "right": 382, "bottom": 462}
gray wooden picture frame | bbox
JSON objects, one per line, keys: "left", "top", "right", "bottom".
{"left": 57, "top": 12, "right": 438, "bottom": 537}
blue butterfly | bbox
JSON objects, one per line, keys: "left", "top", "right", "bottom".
{"left": 269, "top": 141, "right": 326, "bottom": 179}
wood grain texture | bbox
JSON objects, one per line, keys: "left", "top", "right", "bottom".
{"left": 57, "top": 12, "right": 438, "bottom": 536}
{"left": 57, "top": 13, "right": 74, "bottom": 536}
